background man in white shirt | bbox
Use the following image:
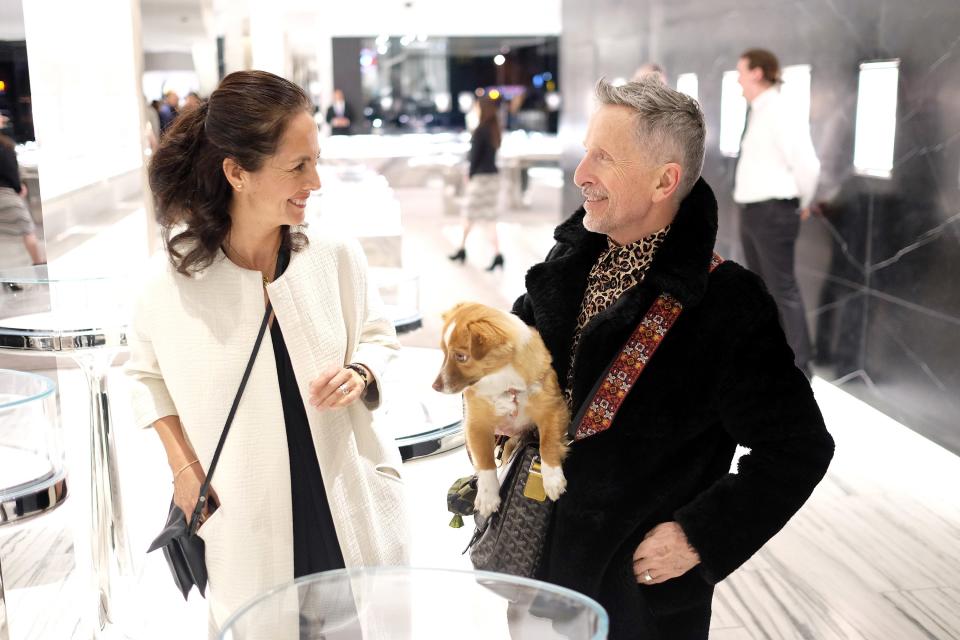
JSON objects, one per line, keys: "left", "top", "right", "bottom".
{"left": 734, "top": 48, "right": 819, "bottom": 377}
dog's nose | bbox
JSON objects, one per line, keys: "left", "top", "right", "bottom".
{"left": 432, "top": 377, "right": 443, "bottom": 392}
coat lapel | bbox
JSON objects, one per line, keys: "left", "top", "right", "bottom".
{"left": 529, "top": 178, "right": 721, "bottom": 415}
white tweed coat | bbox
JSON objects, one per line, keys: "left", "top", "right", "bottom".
{"left": 126, "top": 231, "right": 409, "bottom": 629}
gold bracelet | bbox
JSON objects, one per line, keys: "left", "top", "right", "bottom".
{"left": 173, "top": 459, "right": 200, "bottom": 481}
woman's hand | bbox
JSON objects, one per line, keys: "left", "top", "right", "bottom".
{"left": 309, "top": 364, "right": 366, "bottom": 410}
{"left": 172, "top": 461, "right": 220, "bottom": 527}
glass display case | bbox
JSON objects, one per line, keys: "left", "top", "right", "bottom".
{"left": 373, "top": 347, "right": 463, "bottom": 460}
{"left": 219, "top": 566, "right": 608, "bottom": 640}
{"left": 370, "top": 267, "right": 422, "bottom": 335}
{"left": 0, "top": 369, "right": 64, "bottom": 524}
{"left": 0, "top": 369, "right": 66, "bottom": 640}
{"left": 0, "top": 266, "right": 130, "bottom": 635}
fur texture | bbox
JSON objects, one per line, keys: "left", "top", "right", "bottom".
{"left": 433, "top": 302, "right": 570, "bottom": 516}
{"left": 513, "top": 178, "right": 835, "bottom": 639}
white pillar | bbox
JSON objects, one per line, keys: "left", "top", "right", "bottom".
{"left": 22, "top": 0, "right": 150, "bottom": 267}
{"left": 249, "top": 0, "right": 289, "bottom": 77}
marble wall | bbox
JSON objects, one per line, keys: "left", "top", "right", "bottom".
{"left": 560, "top": 0, "right": 960, "bottom": 454}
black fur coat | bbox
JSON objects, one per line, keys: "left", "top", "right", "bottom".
{"left": 512, "top": 178, "right": 835, "bottom": 639}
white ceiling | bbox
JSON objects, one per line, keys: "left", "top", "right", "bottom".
{"left": 138, "top": 0, "right": 560, "bottom": 54}
{"left": 140, "top": 0, "right": 213, "bottom": 52}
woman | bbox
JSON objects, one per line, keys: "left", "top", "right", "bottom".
{"left": 126, "top": 70, "right": 408, "bottom": 633}
{"left": 0, "top": 120, "right": 44, "bottom": 267}
{"left": 449, "top": 95, "right": 503, "bottom": 271}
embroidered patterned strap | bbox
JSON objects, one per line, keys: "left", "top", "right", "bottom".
{"left": 573, "top": 253, "right": 724, "bottom": 441}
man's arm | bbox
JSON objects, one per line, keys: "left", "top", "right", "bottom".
{"left": 778, "top": 109, "right": 820, "bottom": 209}
{"left": 672, "top": 280, "right": 834, "bottom": 584}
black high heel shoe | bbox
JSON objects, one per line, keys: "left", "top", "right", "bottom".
{"left": 448, "top": 248, "right": 466, "bottom": 263}
{"left": 486, "top": 254, "right": 504, "bottom": 271}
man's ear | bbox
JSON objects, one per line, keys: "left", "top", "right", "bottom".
{"left": 652, "top": 162, "right": 682, "bottom": 203}
{"left": 468, "top": 319, "right": 509, "bottom": 360}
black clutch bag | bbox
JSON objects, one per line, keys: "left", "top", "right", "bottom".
{"left": 147, "top": 301, "right": 273, "bottom": 600}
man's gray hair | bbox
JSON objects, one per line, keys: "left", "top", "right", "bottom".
{"left": 595, "top": 77, "right": 706, "bottom": 200}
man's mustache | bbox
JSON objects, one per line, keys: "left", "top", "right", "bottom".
{"left": 581, "top": 188, "right": 608, "bottom": 199}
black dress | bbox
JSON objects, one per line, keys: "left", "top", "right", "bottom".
{"left": 270, "top": 319, "right": 346, "bottom": 578}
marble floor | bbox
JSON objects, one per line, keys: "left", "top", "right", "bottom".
{"left": 1, "top": 174, "right": 959, "bottom": 639}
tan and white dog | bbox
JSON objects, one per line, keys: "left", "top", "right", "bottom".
{"left": 432, "top": 302, "right": 570, "bottom": 517}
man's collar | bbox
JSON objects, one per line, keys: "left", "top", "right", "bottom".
{"left": 554, "top": 177, "right": 718, "bottom": 306}
{"left": 750, "top": 86, "right": 779, "bottom": 110}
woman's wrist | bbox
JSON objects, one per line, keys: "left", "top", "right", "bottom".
{"left": 344, "top": 363, "right": 371, "bottom": 391}
{"left": 172, "top": 459, "right": 200, "bottom": 482}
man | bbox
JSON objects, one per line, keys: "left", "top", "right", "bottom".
{"left": 632, "top": 62, "right": 667, "bottom": 84}
{"left": 181, "top": 91, "right": 202, "bottom": 112}
{"left": 734, "top": 48, "right": 820, "bottom": 376}
{"left": 158, "top": 90, "right": 179, "bottom": 134}
{"left": 325, "top": 89, "right": 354, "bottom": 135}
{"left": 512, "top": 77, "right": 834, "bottom": 639}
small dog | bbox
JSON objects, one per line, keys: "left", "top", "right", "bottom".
{"left": 432, "top": 302, "right": 570, "bottom": 517}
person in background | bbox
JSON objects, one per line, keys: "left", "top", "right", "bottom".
{"left": 144, "top": 97, "right": 161, "bottom": 153}
{"left": 158, "top": 90, "right": 179, "bottom": 134}
{"left": 449, "top": 95, "right": 504, "bottom": 271}
{"left": 127, "top": 70, "right": 408, "bottom": 635}
{"left": 182, "top": 91, "right": 202, "bottom": 113}
{"left": 0, "top": 116, "right": 44, "bottom": 265}
{"left": 734, "top": 47, "right": 820, "bottom": 377}
{"left": 633, "top": 62, "right": 667, "bottom": 84}
{"left": 325, "top": 89, "right": 354, "bottom": 135}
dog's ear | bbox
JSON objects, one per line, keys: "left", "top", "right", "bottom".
{"left": 468, "top": 318, "right": 510, "bottom": 360}
{"left": 441, "top": 302, "right": 469, "bottom": 324}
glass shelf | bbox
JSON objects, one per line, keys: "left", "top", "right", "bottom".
{"left": 219, "top": 566, "right": 609, "bottom": 640}
{"left": 0, "top": 266, "right": 129, "bottom": 353}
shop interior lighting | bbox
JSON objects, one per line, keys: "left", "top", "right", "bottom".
{"left": 719, "top": 70, "right": 747, "bottom": 157}
{"left": 854, "top": 59, "right": 900, "bottom": 178}
{"left": 676, "top": 73, "right": 698, "bottom": 101}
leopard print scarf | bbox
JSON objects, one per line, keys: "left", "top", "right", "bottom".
{"left": 565, "top": 225, "right": 670, "bottom": 407}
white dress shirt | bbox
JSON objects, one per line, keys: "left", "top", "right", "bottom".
{"left": 733, "top": 87, "right": 820, "bottom": 208}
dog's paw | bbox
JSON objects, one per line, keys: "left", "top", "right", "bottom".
{"left": 475, "top": 469, "right": 501, "bottom": 517}
{"left": 541, "top": 463, "right": 566, "bottom": 501}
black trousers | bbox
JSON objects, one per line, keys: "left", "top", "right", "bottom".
{"left": 739, "top": 198, "right": 812, "bottom": 372}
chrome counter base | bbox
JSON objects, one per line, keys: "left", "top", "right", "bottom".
{"left": 397, "top": 421, "right": 465, "bottom": 461}
{"left": 0, "top": 476, "right": 68, "bottom": 640}
{"left": 0, "top": 476, "right": 68, "bottom": 525}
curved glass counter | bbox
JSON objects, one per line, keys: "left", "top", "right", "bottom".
{"left": 374, "top": 347, "right": 464, "bottom": 460}
{"left": 0, "top": 266, "right": 130, "bottom": 635}
{"left": 219, "top": 566, "right": 609, "bottom": 640}
{"left": 0, "top": 369, "right": 66, "bottom": 523}
{"left": 0, "top": 369, "right": 66, "bottom": 640}
{"left": 0, "top": 265, "right": 127, "bottom": 353}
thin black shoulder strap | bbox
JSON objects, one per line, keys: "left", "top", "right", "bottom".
{"left": 188, "top": 245, "right": 291, "bottom": 532}
{"left": 188, "top": 301, "right": 273, "bottom": 533}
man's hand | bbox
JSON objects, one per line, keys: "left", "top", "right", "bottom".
{"left": 632, "top": 521, "right": 700, "bottom": 585}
